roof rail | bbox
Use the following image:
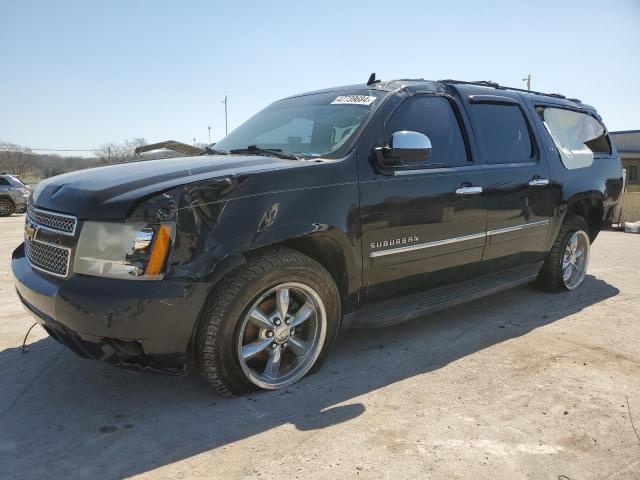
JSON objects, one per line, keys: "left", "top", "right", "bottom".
{"left": 471, "top": 80, "right": 500, "bottom": 88}
{"left": 439, "top": 79, "right": 501, "bottom": 88}
{"left": 438, "top": 78, "right": 581, "bottom": 103}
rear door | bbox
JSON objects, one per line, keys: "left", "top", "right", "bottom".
{"left": 463, "top": 92, "right": 555, "bottom": 270}
{"left": 358, "top": 94, "right": 488, "bottom": 301}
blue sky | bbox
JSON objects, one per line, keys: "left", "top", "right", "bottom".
{"left": 1, "top": 0, "right": 639, "bottom": 156}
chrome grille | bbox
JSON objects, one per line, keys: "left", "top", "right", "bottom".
{"left": 25, "top": 238, "right": 71, "bottom": 277}
{"left": 24, "top": 204, "right": 77, "bottom": 277}
{"left": 27, "top": 204, "right": 77, "bottom": 235}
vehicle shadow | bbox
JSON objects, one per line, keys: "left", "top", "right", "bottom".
{"left": 0, "top": 275, "right": 619, "bottom": 479}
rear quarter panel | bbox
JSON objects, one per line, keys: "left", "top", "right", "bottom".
{"left": 522, "top": 98, "right": 624, "bottom": 244}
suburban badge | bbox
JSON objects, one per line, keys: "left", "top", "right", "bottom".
{"left": 370, "top": 235, "right": 419, "bottom": 251}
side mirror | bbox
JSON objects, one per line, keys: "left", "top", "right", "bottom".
{"left": 374, "top": 131, "right": 432, "bottom": 169}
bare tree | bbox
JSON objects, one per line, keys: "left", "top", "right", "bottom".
{"left": 0, "top": 141, "right": 34, "bottom": 177}
{"left": 96, "top": 138, "right": 147, "bottom": 165}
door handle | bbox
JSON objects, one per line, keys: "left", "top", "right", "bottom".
{"left": 528, "top": 178, "right": 550, "bottom": 187}
{"left": 455, "top": 186, "right": 483, "bottom": 195}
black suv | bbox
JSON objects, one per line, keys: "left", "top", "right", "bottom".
{"left": 12, "top": 78, "right": 623, "bottom": 395}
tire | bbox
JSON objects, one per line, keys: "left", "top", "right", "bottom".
{"left": 536, "top": 215, "right": 590, "bottom": 292}
{"left": 196, "top": 247, "right": 341, "bottom": 396}
{"left": 0, "top": 198, "right": 15, "bottom": 217}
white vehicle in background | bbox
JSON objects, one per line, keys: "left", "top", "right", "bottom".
{"left": 0, "top": 174, "right": 30, "bottom": 216}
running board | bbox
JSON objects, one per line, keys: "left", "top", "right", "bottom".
{"left": 343, "top": 263, "right": 542, "bottom": 329}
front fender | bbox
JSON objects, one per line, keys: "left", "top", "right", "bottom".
{"left": 167, "top": 182, "right": 361, "bottom": 297}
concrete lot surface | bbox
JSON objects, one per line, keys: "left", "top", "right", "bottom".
{"left": 1, "top": 213, "right": 639, "bottom": 479}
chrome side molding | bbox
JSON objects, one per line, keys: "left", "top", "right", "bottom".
{"left": 369, "top": 220, "right": 549, "bottom": 258}
{"left": 370, "top": 232, "right": 486, "bottom": 258}
{"left": 487, "top": 220, "right": 549, "bottom": 237}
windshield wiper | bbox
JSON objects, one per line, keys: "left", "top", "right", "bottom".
{"left": 229, "top": 145, "right": 299, "bottom": 160}
{"left": 205, "top": 146, "right": 228, "bottom": 155}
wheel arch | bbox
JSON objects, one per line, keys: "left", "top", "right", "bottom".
{"left": 565, "top": 194, "right": 604, "bottom": 242}
{"left": 182, "top": 228, "right": 359, "bottom": 307}
{"left": 0, "top": 194, "right": 16, "bottom": 207}
{"left": 274, "top": 233, "right": 352, "bottom": 306}
{"left": 183, "top": 229, "right": 359, "bottom": 370}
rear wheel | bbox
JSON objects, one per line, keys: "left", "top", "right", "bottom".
{"left": 537, "top": 215, "right": 590, "bottom": 292}
{"left": 0, "top": 199, "right": 14, "bottom": 217}
{"left": 196, "top": 248, "right": 341, "bottom": 396}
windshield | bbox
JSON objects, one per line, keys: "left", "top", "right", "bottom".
{"left": 213, "top": 89, "right": 386, "bottom": 159}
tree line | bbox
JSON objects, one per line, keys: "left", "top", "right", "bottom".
{"left": 0, "top": 138, "right": 182, "bottom": 183}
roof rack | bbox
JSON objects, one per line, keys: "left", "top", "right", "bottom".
{"left": 439, "top": 79, "right": 502, "bottom": 89}
{"left": 438, "top": 79, "right": 581, "bottom": 103}
{"left": 470, "top": 80, "right": 500, "bottom": 88}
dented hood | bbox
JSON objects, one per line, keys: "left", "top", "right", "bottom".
{"left": 31, "top": 155, "right": 294, "bottom": 219}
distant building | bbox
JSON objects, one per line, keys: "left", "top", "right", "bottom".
{"left": 610, "top": 130, "right": 640, "bottom": 190}
{"left": 610, "top": 130, "right": 640, "bottom": 225}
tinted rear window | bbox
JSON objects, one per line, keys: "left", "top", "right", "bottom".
{"left": 470, "top": 103, "right": 535, "bottom": 164}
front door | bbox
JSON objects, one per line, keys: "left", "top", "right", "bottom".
{"left": 359, "top": 94, "right": 488, "bottom": 302}
{"left": 463, "top": 93, "right": 554, "bottom": 271}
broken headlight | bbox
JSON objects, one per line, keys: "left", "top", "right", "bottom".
{"left": 73, "top": 221, "right": 175, "bottom": 280}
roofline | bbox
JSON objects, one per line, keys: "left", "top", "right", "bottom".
{"left": 276, "top": 77, "right": 599, "bottom": 110}
{"left": 610, "top": 130, "right": 640, "bottom": 135}
{"left": 277, "top": 83, "right": 392, "bottom": 102}
{"left": 438, "top": 79, "right": 584, "bottom": 104}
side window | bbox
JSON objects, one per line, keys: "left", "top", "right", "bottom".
{"left": 384, "top": 96, "right": 468, "bottom": 167}
{"left": 537, "top": 106, "right": 611, "bottom": 170}
{"left": 469, "top": 103, "right": 535, "bottom": 164}
{"left": 0, "top": 178, "right": 11, "bottom": 186}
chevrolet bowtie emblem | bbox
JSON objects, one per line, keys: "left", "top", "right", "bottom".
{"left": 25, "top": 223, "right": 37, "bottom": 241}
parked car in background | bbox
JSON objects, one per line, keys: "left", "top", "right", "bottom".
{"left": 12, "top": 77, "right": 623, "bottom": 395}
{"left": 0, "top": 174, "right": 29, "bottom": 216}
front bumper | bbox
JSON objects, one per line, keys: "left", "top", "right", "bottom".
{"left": 12, "top": 243, "right": 210, "bottom": 373}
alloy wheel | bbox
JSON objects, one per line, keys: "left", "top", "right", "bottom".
{"left": 0, "top": 201, "right": 11, "bottom": 216}
{"left": 236, "top": 282, "right": 327, "bottom": 389}
{"left": 562, "top": 230, "right": 590, "bottom": 290}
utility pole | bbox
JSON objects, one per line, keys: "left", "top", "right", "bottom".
{"left": 208, "top": 126, "right": 211, "bottom": 143}
{"left": 522, "top": 74, "right": 531, "bottom": 91}
{"left": 222, "top": 95, "right": 228, "bottom": 136}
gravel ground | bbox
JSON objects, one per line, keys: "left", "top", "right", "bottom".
{"left": 1, "top": 213, "right": 639, "bottom": 480}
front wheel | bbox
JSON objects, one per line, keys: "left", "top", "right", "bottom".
{"left": 537, "top": 215, "right": 590, "bottom": 292}
{"left": 196, "top": 248, "right": 341, "bottom": 396}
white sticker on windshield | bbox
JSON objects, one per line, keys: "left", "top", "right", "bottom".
{"left": 331, "top": 95, "right": 376, "bottom": 106}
